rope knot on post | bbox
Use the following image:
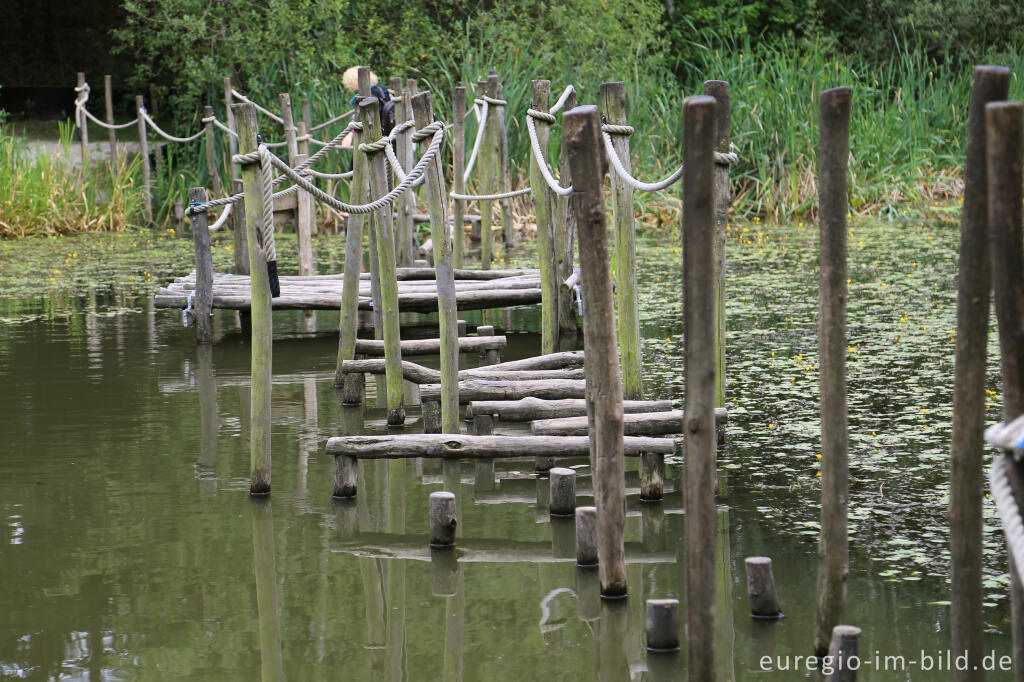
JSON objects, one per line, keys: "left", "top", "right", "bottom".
{"left": 601, "top": 123, "right": 634, "bottom": 137}
{"left": 411, "top": 120, "right": 445, "bottom": 143}
{"left": 480, "top": 95, "right": 507, "bottom": 107}
{"left": 527, "top": 108, "right": 557, "bottom": 124}
{"left": 358, "top": 137, "right": 391, "bottom": 154}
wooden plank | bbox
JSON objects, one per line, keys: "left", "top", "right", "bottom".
{"left": 531, "top": 408, "right": 727, "bottom": 436}
{"left": 326, "top": 434, "right": 674, "bottom": 458}
{"left": 419, "top": 378, "right": 586, "bottom": 403}
{"left": 468, "top": 397, "right": 670, "bottom": 421}
{"left": 354, "top": 335, "right": 506, "bottom": 356}
{"left": 339, "top": 358, "right": 584, "bottom": 384}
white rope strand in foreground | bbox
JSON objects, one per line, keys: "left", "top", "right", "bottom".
{"left": 231, "top": 89, "right": 285, "bottom": 124}
{"left": 526, "top": 110, "right": 572, "bottom": 197}
{"left": 989, "top": 454, "right": 1024, "bottom": 584}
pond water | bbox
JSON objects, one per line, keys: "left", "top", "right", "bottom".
{"left": 0, "top": 215, "right": 1015, "bottom": 680}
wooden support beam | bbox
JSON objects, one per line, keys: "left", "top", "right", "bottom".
{"left": 326, "top": 434, "right": 674, "bottom": 459}
{"left": 468, "top": 397, "right": 669, "bottom": 422}
{"left": 531, "top": 408, "right": 726, "bottom": 436}
{"left": 188, "top": 187, "right": 214, "bottom": 344}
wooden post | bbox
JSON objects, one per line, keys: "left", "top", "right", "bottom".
{"left": 280, "top": 92, "right": 299, "bottom": 166}
{"left": 646, "top": 599, "right": 680, "bottom": 652}
{"left": 682, "top": 94, "right": 718, "bottom": 680}
{"left": 335, "top": 101, "right": 372, "bottom": 402}
{"left": 986, "top": 100, "right": 1024, "bottom": 680}
{"left": 813, "top": 86, "right": 852, "bottom": 657}
{"left": 601, "top": 82, "right": 643, "bottom": 400}
{"left": 479, "top": 76, "right": 499, "bottom": 270}
{"left": 103, "top": 75, "right": 117, "bottom": 172}
{"left": 704, "top": 81, "right": 731, "bottom": 407}
{"left": 390, "top": 78, "right": 413, "bottom": 268}
{"left": 356, "top": 72, "right": 385, "bottom": 341}
{"left": 640, "top": 452, "right": 664, "bottom": 501}
{"left": 224, "top": 77, "right": 239, "bottom": 180}
{"left": 76, "top": 72, "right": 89, "bottom": 170}
{"left": 235, "top": 101, "right": 274, "bottom": 496}
{"left": 564, "top": 104, "right": 626, "bottom": 598}
{"left": 530, "top": 80, "right": 560, "bottom": 355}
{"left": 494, "top": 76, "right": 514, "bottom": 247}
{"left": 135, "top": 95, "right": 153, "bottom": 226}
{"left": 188, "top": 187, "right": 214, "bottom": 344}
{"left": 300, "top": 98, "right": 312, "bottom": 157}
{"left": 366, "top": 102, "right": 406, "bottom": 426}
{"left": 295, "top": 152, "right": 316, "bottom": 333}
{"left": 412, "top": 91, "right": 461, "bottom": 434}
{"left": 404, "top": 78, "right": 419, "bottom": 264}
{"left": 231, "top": 178, "right": 250, "bottom": 275}
{"left": 429, "top": 492, "right": 457, "bottom": 547}
{"left": 555, "top": 87, "right": 578, "bottom": 338}
{"left": 453, "top": 86, "right": 468, "bottom": 269}
{"left": 203, "top": 106, "right": 223, "bottom": 196}
{"left": 827, "top": 625, "right": 861, "bottom": 682}
{"left": 549, "top": 467, "right": 576, "bottom": 516}
{"left": 951, "top": 66, "right": 1009, "bottom": 682}
{"left": 475, "top": 324, "right": 501, "bottom": 365}
{"left": 333, "top": 454, "right": 358, "bottom": 498}
{"left": 576, "top": 506, "right": 598, "bottom": 566}
{"left": 745, "top": 557, "right": 783, "bottom": 618}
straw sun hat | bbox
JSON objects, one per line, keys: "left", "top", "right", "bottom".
{"left": 342, "top": 66, "right": 378, "bottom": 92}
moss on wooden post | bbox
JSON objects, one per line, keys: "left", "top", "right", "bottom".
{"left": 412, "top": 91, "right": 461, "bottom": 434}
{"left": 704, "top": 80, "right": 731, "bottom": 407}
{"left": 529, "top": 80, "right": 559, "bottom": 355}
{"left": 188, "top": 186, "right": 214, "bottom": 345}
{"left": 234, "top": 102, "right": 274, "bottom": 496}
{"left": 366, "top": 101, "right": 406, "bottom": 425}
{"left": 601, "top": 81, "right": 643, "bottom": 400}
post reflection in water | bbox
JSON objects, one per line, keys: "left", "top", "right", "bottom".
{"left": 196, "top": 344, "right": 217, "bottom": 493}
{"left": 251, "top": 499, "right": 284, "bottom": 682}
{"left": 598, "top": 598, "right": 630, "bottom": 682}
{"left": 716, "top": 506, "right": 736, "bottom": 682}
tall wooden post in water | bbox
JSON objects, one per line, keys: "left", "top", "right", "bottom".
{"left": 413, "top": 91, "right": 461, "bottom": 434}
{"left": 479, "top": 75, "right": 500, "bottom": 270}
{"left": 529, "top": 80, "right": 559, "bottom": 355}
{"left": 223, "top": 77, "right": 239, "bottom": 181}
{"left": 296, "top": 152, "right": 316, "bottom": 333}
{"left": 452, "top": 87, "right": 468, "bottom": 269}
{"left": 813, "top": 86, "right": 852, "bottom": 657}
{"left": 203, "top": 106, "right": 223, "bottom": 196}
{"left": 951, "top": 65, "right": 1009, "bottom": 682}
{"left": 135, "top": 95, "right": 153, "bottom": 226}
{"left": 366, "top": 101, "right": 406, "bottom": 425}
{"left": 704, "top": 81, "right": 731, "bottom": 407}
{"left": 555, "top": 87, "right": 578, "bottom": 341}
{"left": 986, "top": 100, "right": 1024, "bottom": 680}
{"left": 564, "top": 105, "right": 627, "bottom": 598}
{"left": 103, "top": 75, "right": 117, "bottom": 172}
{"left": 600, "top": 81, "right": 643, "bottom": 400}
{"left": 682, "top": 94, "right": 718, "bottom": 681}
{"left": 188, "top": 187, "right": 214, "bottom": 344}
{"left": 76, "top": 72, "right": 89, "bottom": 170}
{"left": 234, "top": 102, "right": 274, "bottom": 495}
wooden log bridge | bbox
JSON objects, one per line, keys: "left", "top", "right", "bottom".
{"left": 531, "top": 408, "right": 728, "bottom": 436}
{"left": 465, "top": 397, "right": 673, "bottom": 421}
{"left": 352, "top": 335, "right": 506, "bottom": 357}
{"left": 339, "top": 358, "right": 584, "bottom": 384}
{"left": 154, "top": 269, "right": 542, "bottom": 313}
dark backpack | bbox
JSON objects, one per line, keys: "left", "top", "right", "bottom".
{"left": 370, "top": 84, "right": 396, "bottom": 136}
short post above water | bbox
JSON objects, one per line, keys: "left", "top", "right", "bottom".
{"left": 646, "top": 599, "right": 680, "bottom": 652}
{"left": 564, "top": 104, "right": 627, "bottom": 598}
{"left": 576, "top": 506, "right": 598, "bottom": 567}
{"left": 814, "top": 86, "right": 852, "bottom": 658}
{"left": 682, "top": 94, "right": 719, "bottom": 681}
{"left": 429, "top": 491, "right": 458, "bottom": 547}
{"left": 827, "top": 625, "right": 862, "bottom": 682}
{"left": 188, "top": 186, "right": 214, "bottom": 344}
{"left": 549, "top": 467, "right": 576, "bottom": 516}
{"left": 745, "top": 556, "right": 783, "bottom": 619}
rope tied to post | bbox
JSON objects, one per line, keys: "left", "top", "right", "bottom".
{"left": 601, "top": 125, "right": 738, "bottom": 192}
{"left": 526, "top": 107, "right": 573, "bottom": 197}
{"left": 986, "top": 416, "right": 1024, "bottom": 584}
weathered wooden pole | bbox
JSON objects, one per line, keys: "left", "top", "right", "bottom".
{"left": 76, "top": 72, "right": 89, "bottom": 170}
{"left": 280, "top": 92, "right": 299, "bottom": 166}
{"left": 295, "top": 152, "right": 316, "bottom": 333}
{"left": 479, "top": 76, "right": 499, "bottom": 270}
{"left": 234, "top": 101, "right": 274, "bottom": 496}
{"left": 564, "top": 104, "right": 626, "bottom": 598}
{"left": 556, "top": 88, "right": 579, "bottom": 340}
{"left": 300, "top": 98, "right": 312, "bottom": 157}
{"left": 951, "top": 66, "right": 1009, "bottom": 682}
{"left": 231, "top": 178, "right": 250, "bottom": 275}
{"left": 412, "top": 91, "right": 461, "bottom": 434}
{"left": 392, "top": 78, "right": 414, "bottom": 268}
{"left": 366, "top": 103, "right": 406, "bottom": 426}
{"left": 682, "top": 94, "right": 718, "bottom": 680}
{"left": 745, "top": 557, "right": 783, "bottom": 619}
{"left": 135, "top": 95, "right": 153, "bottom": 226}
{"left": 404, "top": 78, "right": 419, "bottom": 263}
{"left": 704, "top": 80, "right": 731, "bottom": 407}
{"left": 223, "top": 77, "right": 239, "bottom": 181}
{"left": 335, "top": 101, "right": 372, "bottom": 402}
{"left": 188, "top": 187, "right": 214, "bottom": 344}
{"left": 827, "top": 625, "right": 861, "bottom": 682}
{"left": 813, "top": 86, "right": 852, "bottom": 657}
{"left": 452, "top": 86, "right": 468, "bottom": 269}
{"left": 494, "top": 75, "right": 515, "bottom": 247}
{"left": 986, "top": 99, "right": 1024, "bottom": 680}
{"left": 530, "top": 80, "right": 560, "bottom": 355}
{"left": 203, "top": 106, "right": 223, "bottom": 196}
{"left": 357, "top": 70, "right": 385, "bottom": 340}
{"left": 576, "top": 506, "right": 598, "bottom": 566}
{"left": 430, "top": 491, "right": 458, "bottom": 547}
{"left": 600, "top": 81, "right": 643, "bottom": 400}
{"left": 103, "top": 75, "right": 117, "bottom": 172}
{"left": 646, "top": 599, "right": 680, "bottom": 652}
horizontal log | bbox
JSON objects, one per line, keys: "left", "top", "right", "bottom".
{"left": 165, "top": 276, "right": 540, "bottom": 294}
{"left": 485, "top": 351, "right": 585, "bottom": 371}
{"left": 530, "top": 408, "right": 728, "bottom": 436}
{"left": 466, "top": 397, "right": 674, "bottom": 421}
{"left": 153, "top": 288, "right": 543, "bottom": 312}
{"left": 172, "top": 267, "right": 536, "bottom": 283}
{"left": 354, "top": 335, "right": 506, "bottom": 356}
{"left": 414, "top": 213, "right": 482, "bottom": 224}
{"left": 419, "top": 378, "right": 587, "bottom": 403}
{"left": 326, "top": 434, "right": 674, "bottom": 458}
{"left": 331, "top": 534, "right": 673, "bottom": 564}
{"left": 339, "top": 359, "right": 585, "bottom": 384}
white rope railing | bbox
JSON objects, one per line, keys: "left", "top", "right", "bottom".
{"left": 986, "top": 416, "right": 1024, "bottom": 584}
{"left": 141, "top": 110, "right": 205, "bottom": 143}
{"left": 526, "top": 108, "right": 572, "bottom": 197}
{"left": 231, "top": 89, "right": 285, "bottom": 124}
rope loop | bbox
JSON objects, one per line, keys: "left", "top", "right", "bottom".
{"left": 358, "top": 137, "right": 390, "bottom": 154}
{"left": 411, "top": 121, "right": 444, "bottom": 142}
{"left": 481, "top": 95, "right": 507, "bottom": 106}
{"left": 527, "top": 108, "right": 556, "bottom": 124}
{"left": 388, "top": 119, "right": 415, "bottom": 141}
{"left": 602, "top": 123, "right": 634, "bottom": 137}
